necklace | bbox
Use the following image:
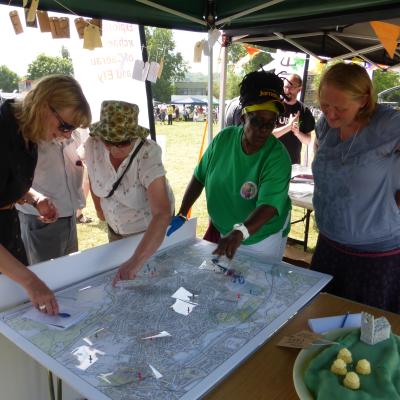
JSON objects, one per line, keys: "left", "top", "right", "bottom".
{"left": 341, "top": 128, "right": 360, "bottom": 165}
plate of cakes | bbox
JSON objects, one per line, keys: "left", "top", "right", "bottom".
{"left": 293, "top": 316, "right": 400, "bottom": 400}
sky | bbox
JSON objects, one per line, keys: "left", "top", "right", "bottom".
{"left": 0, "top": 4, "right": 220, "bottom": 78}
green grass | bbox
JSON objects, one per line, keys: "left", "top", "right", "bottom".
{"left": 77, "top": 121, "right": 318, "bottom": 253}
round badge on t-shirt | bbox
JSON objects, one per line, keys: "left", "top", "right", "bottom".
{"left": 240, "top": 181, "right": 258, "bottom": 199}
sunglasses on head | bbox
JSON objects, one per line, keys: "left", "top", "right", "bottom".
{"left": 248, "top": 113, "right": 276, "bottom": 131}
{"left": 102, "top": 138, "right": 133, "bottom": 148}
{"left": 49, "top": 106, "right": 76, "bottom": 133}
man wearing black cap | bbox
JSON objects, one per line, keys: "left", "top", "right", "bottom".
{"left": 273, "top": 74, "right": 315, "bottom": 164}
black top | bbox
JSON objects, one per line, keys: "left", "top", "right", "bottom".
{"left": 277, "top": 101, "right": 315, "bottom": 164}
{"left": 0, "top": 100, "right": 37, "bottom": 207}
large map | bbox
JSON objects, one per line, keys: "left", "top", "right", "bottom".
{"left": 0, "top": 239, "right": 330, "bottom": 400}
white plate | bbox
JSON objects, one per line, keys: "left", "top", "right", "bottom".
{"left": 293, "top": 328, "right": 356, "bottom": 400}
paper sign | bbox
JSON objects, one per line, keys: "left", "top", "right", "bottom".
{"left": 277, "top": 330, "right": 322, "bottom": 349}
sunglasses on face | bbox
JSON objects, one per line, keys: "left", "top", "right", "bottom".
{"left": 102, "top": 139, "right": 133, "bottom": 148}
{"left": 49, "top": 106, "right": 76, "bottom": 133}
{"left": 248, "top": 114, "right": 276, "bottom": 131}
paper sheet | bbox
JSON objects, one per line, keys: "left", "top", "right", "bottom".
{"left": 22, "top": 302, "right": 87, "bottom": 330}
{"left": 308, "top": 313, "right": 362, "bottom": 334}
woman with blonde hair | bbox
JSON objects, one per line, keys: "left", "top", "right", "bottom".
{"left": 311, "top": 62, "right": 400, "bottom": 312}
{"left": 0, "top": 74, "right": 91, "bottom": 314}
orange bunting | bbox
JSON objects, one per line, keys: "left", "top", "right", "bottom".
{"left": 370, "top": 21, "right": 400, "bottom": 59}
{"left": 244, "top": 45, "right": 261, "bottom": 57}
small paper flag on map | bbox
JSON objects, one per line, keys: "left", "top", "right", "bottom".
{"left": 142, "top": 331, "right": 171, "bottom": 340}
{"left": 149, "top": 364, "right": 163, "bottom": 379}
{"left": 171, "top": 287, "right": 196, "bottom": 302}
{"left": 171, "top": 299, "right": 197, "bottom": 316}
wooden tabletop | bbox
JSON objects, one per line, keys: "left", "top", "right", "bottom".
{"left": 206, "top": 292, "right": 400, "bottom": 400}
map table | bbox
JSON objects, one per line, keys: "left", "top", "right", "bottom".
{"left": 0, "top": 239, "right": 331, "bottom": 400}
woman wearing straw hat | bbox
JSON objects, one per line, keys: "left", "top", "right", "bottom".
{"left": 84, "top": 100, "right": 174, "bottom": 285}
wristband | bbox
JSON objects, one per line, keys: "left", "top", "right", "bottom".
{"left": 233, "top": 223, "right": 250, "bottom": 240}
{"left": 178, "top": 213, "right": 187, "bottom": 221}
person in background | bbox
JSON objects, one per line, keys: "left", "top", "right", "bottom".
{"left": 0, "top": 74, "right": 91, "bottom": 314}
{"left": 167, "top": 104, "right": 174, "bottom": 125}
{"left": 225, "top": 96, "right": 242, "bottom": 126}
{"left": 83, "top": 100, "right": 174, "bottom": 285}
{"left": 167, "top": 70, "right": 291, "bottom": 262}
{"left": 17, "top": 130, "right": 87, "bottom": 264}
{"left": 273, "top": 74, "right": 315, "bottom": 164}
{"left": 311, "top": 62, "right": 400, "bottom": 313}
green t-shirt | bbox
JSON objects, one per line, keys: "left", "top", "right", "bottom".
{"left": 194, "top": 125, "right": 291, "bottom": 245}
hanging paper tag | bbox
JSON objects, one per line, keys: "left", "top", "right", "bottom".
{"left": 83, "top": 25, "right": 102, "bottom": 50}
{"left": 142, "top": 62, "right": 150, "bottom": 81}
{"left": 157, "top": 58, "right": 164, "bottom": 78}
{"left": 58, "top": 17, "right": 70, "bottom": 38}
{"left": 74, "top": 17, "right": 87, "bottom": 39}
{"left": 37, "top": 10, "right": 51, "bottom": 32}
{"left": 194, "top": 40, "right": 204, "bottom": 63}
{"left": 132, "top": 60, "right": 145, "bottom": 81}
{"left": 89, "top": 19, "right": 102, "bottom": 36}
{"left": 208, "top": 29, "right": 221, "bottom": 48}
{"left": 147, "top": 62, "right": 160, "bottom": 83}
{"left": 27, "top": 0, "right": 39, "bottom": 23}
{"left": 9, "top": 10, "right": 23, "bottom": 34}
{"left": 203, "top": 40, "right": 210, "bottom": 56}
{"left": 24, "top": 7, "right": 37, "bottom": 27}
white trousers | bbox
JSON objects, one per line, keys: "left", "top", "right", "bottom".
{"left": 240, "top": 213, "right": 290, "bottom": 263}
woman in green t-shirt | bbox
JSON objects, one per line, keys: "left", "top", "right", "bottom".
{"left": 167, "top": 71, "right": 291, "bottom": 262}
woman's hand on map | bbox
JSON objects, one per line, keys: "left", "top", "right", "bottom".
{"left": 24, "top": 274, "right": 59, "bottom": 315}
{"left": 212, "top": 230, "right": 243, "bottom": 259}
{"left": 112, "top": 260, "right": 142, "bottom": 286}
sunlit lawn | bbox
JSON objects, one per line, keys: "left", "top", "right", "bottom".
{"left": 77, "top": 121, "right": 318, "bottom": 253}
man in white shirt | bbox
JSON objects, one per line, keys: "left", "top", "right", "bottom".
{"left": 17, "top": 131, "right": 86, "bottom": 264}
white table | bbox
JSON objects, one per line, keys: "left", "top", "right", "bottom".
{"left": 289, "top": 165, "right": 314, "bottom": 251}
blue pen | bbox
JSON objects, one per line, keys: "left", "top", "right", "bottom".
{"left": 340, "top": 312, "right": 350, "bottom": 328}
{"left": 58, "top": 312, "right": 71, "bottom": 318}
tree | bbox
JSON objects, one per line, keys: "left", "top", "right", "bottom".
{"left": 0, "top": 65, "right": 20, "bottom": 92}
{"left": 145, "top": 28, "right": 188, "bottom": 103}
{"left": 372, "top": 69, "right": 400, "bottom": 100}
{"left": 27, "top": 51, "right": 74, "bottom": 80}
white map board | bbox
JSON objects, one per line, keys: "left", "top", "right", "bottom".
{"left": 0, "top": 234, "right": 331, "bottom": 400}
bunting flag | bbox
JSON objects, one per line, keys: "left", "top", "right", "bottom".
{"left": 370, "top": 21, "right": 400, "bottom": 59}
{"left": 234, "top": 45, "right": 262, "bottom": 73}
{"left": 244, "top": 45, "right": 261, "bottom": 57}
